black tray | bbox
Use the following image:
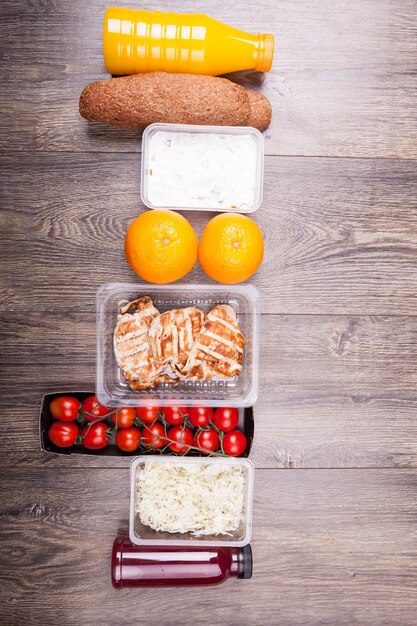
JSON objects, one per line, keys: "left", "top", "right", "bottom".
{"left": 40, "top": 391, "right": 254, "bottom": 457}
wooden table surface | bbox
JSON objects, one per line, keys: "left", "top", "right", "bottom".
{"left": 1, "top": 1, "right": 417, "bottom": 624}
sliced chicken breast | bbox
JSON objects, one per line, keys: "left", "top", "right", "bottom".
{"left": 113, "top": 296, "right": 165, "bottom": 389}
{"left": 183, "top": 304, "right": 244, "bottom": 380}
{"left": 114, "top": 298, "right": 245, "bottom": 389}
{"left": 148, "top": 306, "right": 205, "bottom": 373}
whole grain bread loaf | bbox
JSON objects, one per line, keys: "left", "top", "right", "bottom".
{"left": 79, "top": 72, "right": 271, "bottom": 131}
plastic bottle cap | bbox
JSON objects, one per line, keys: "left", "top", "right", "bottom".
{"left": 238, "top": 544, "right": 253, "bottom": 579}
{"left": 256, "top": 34, "right": 274, "bottom": 73}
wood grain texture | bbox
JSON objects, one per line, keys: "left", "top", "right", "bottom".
{"left": 1, "top": 0, "right": 417, "bottom": 157}
{"left": 1, "top": 153, "right": 417, "bottom": 314}
{"left": 1, "top": 468, "right": 417, "bottom": 626}
{"left": 1, "top": 311, "right": 416, "bottom": 469}
{"left": 1, "top": 0, "right": 417, "bottom": 622}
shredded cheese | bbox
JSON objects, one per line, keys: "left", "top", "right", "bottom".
{"left": 136, "top": 461, "right": 246, "bottom": 536}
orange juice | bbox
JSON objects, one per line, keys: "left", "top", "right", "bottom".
{"left": 103, "top": 7, "right": 274, "bottom": 76}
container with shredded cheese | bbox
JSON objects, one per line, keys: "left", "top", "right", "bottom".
{"left": 129, "top": 456, "right": 254, "bottom": 547}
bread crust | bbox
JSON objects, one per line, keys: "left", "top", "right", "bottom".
{"left": 246, "top": 90, "right": 272, "bottom": 131}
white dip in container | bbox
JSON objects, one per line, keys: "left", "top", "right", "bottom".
{"left": 141, "top": 124, "right": 264, "bottom": 213}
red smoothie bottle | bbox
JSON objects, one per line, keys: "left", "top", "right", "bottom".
{"left": 112, "top": 537, "right": 252, "bottom": 587}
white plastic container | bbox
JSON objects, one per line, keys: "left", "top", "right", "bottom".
{"left": 141, "top": 123, "right": 264, "bottom": 213}
{"left": 96, "top": 282, "right": 260, "bottom": 408}
{"left": 129, "top": 456, "right": 254, "bottom": 547}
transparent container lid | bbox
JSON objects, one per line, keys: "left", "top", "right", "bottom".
{"left": 129, "top": 456, "right": 254, "bottom": 547}
{"left": 96, "top": 283, "right": 260, "bottom": 408}
{"left": 141, "top": 124, "right": 264, "bottom": 213}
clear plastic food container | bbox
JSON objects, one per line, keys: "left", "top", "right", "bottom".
{"left": 141, "top": 123, "right": 264, "bottom": 213}
{"left": 129, "top": 456, "right": 254, "bottom": 547}
{"left": 96, "top": 283, "right": 260, "bottom": 408}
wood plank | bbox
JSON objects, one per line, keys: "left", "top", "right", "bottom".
{"left": 1, "top": 311, "right": 416, "bottom": 469}
{"left": 1, "top": 0, "right": 417, "bottom": 157}
{"left": 2, "top": 153, "right": 417, "bottom": 314}
{"left": 2, "top": 1, "right": 417, "bottom": 622}
{"left": 1, "top": 467, "right": 416, "bottom": 625}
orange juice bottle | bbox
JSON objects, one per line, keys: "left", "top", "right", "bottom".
{"left": 103, "top": 7, "right": 274, "bottom": 76}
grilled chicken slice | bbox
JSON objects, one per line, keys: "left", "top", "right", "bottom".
{"left": 148, "top": 307, "right": 205, "bottom": 374}
{"left": 183, "top": 304, "right": 244, "bottom": 380}
{"left": 114, "top": 298, "right": 245, "bottom": 389}
{"left": 113, "top": 296, "right": 165, "bottom": 390}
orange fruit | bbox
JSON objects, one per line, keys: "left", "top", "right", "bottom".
{"left": 124, "top": 210, "right": 198, "bottom": 284}
{"left": 198, "top": 213, "right": 264, "bottom": 284}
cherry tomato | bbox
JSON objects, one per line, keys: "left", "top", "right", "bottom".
{"left": 111, "top": 407, "right": 136, "bottom": 428}
{"left": 213, "top": 407, "right": 239, "bottom": 432}
{"left": 189, "top": 406, "right": 213, "bottom": 428}
{"left": 82, "top": 395, "right": 110, "bottom": 421}
{"left": 49, "top": 396, "right": 80, "bottom": 422}
{"left": 163, "top": 406, "right": 189, "bottom": 426}
{"left": 222, "top": 430, "right": 247, "bottom": 457}
{"left": 194, "top": 428, "right": 219, "bottom": 454}
{"left": 136, "top": 406, "right": 161, "bottom": 424}
{"left": 167, "top": 426, "right": 193, "bottom": 453}
{"left": 48, "top": 421, "right": 79, "bottom": 448}
{"left": 116, "top": 427, "right": 141, "bottom": 452}
{"left": 81, "top": 422, "right": 111, "bottom": 450}
{"left": 141, "top": 422, "right": 166, "bottom": 449}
